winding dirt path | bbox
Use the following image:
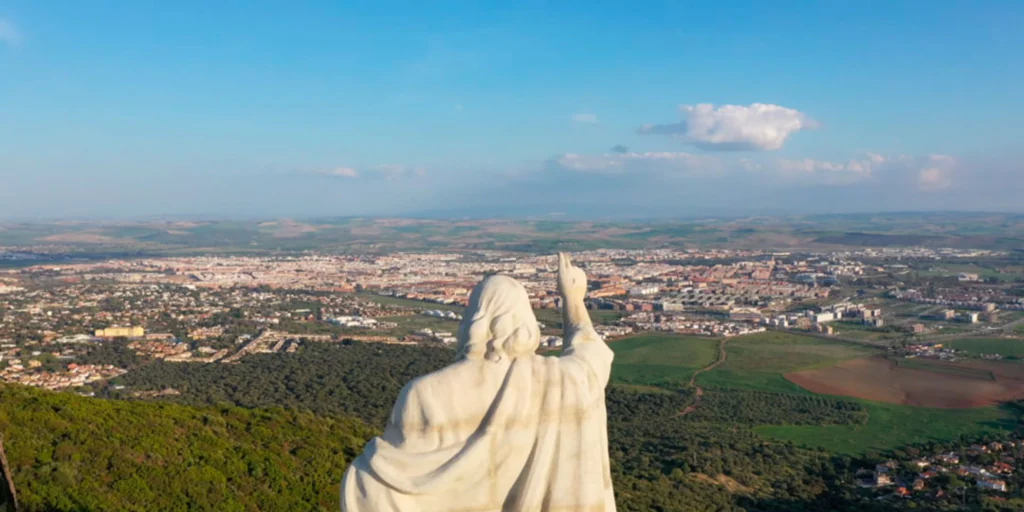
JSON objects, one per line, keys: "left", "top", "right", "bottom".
{"left": 679, "top": 337, "right": 729, "bottom": 417}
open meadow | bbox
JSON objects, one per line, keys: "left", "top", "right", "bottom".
{"left": 947, "top": 337, "right": 1024, "bottom": 359}
{"left": 533, "top": 308, "right": 625, "bottom": 329}
{"left": 375, "top": 315, "right": 461, "bottom": 336}
{"left": 356, "top": 293, "right": 463, "bottom": 312}
{"left": 917, "top": 263, "right": 1021, "bottom": 282}
{"left": 694, "top": 331, "right": 877, "bottom": 393}
{"left": 756, "top": 401, "right": 1017, "bottom": 455}
{"left": 609, "top": 333, "right": 720, "bottom": 388}
{"left": 618, "top": 330, "right": 1024, "bottom": 455}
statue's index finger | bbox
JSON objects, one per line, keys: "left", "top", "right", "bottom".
{"left": 558, "top": 252, "right": 573, "bottom": 270}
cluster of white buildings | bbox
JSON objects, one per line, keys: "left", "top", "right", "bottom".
{"left": 0, "top": 362, "right": 126, "bottom": 390}
{"left": 54, "top": 333, "right": 98, "bottom": 344}
{"left": 765, "top": 303, "right": 884, "bottom": 330}
{"left": 412, "top": 328, "right": 457, "bottom": 345}
{"left": 628, "top": 284, "right": 660, "bottom": 296}
{"left": 895, "top": 289, "right": 1023, "bottom": 311}
{"left": 542, "top": 336, "right": 563, "bottom": 349}
{"left": 329, "top": 315, "right": 380, "bottom": 329}
{"left": 421, "top": 309, "right": 462, "bottom": 321}
{"left": 0, "top": 284, "right": 25, "bottom": 295}
{"left": 629, "top": 313, "right": 766, "bottom": 337}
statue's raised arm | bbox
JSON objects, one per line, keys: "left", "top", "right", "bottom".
{"left": 557, "top": 252, "right": 614, "bottom": 387}
{"left": 557, "top": 252, "right": 600, "bottom": 346}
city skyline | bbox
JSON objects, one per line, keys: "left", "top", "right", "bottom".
{"left": 2, "top": 1, "right": 1023, "bottom": 219}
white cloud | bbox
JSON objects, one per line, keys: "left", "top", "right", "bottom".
{"left": 927, "top": 154, "right": 956, "bottom": 166}
{"left": 916, "top": 154, "right": 955, "bottom": 191}
{"left": 918, "top": 167, "right": 952, "bottom": 190}
{"left": 328, "top": 167, "right": 359, "bottom": 178}
{"left": 639, "top": 103, "right": 816, "bottom": 151}
{"left": 552, "top": 151, "right": 717, "bottom": 174}
{"left": 372, "top": 164, "right": 427, "bottom": 180}
{"left": 778, "top": 155, "right": 876, "bottom": 177}
{"left": 298, "top": 165, "right": 425, "bottom": 180}
{"left": 775, "top": 153, "right": 956, "bottom": 190}
{"left": 550, "top": 148, "right": 959, "bottom": 191}
{"left": 0, "top": 19, "right": 21, "bottom": 47}
{"left": 571, "top": 113, "right": 598, "bottom": 124}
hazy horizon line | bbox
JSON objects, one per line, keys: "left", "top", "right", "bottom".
{"left": 1, "top": 209, "right": 1021, "bottom": 225}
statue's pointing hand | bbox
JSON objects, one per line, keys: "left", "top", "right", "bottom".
{"left": 557, "top": 252, "right": 587, "bottom": 302}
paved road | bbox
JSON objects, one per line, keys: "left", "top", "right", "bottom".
{"left": 999, "top": 315, "right": 1024, "bottom": 333}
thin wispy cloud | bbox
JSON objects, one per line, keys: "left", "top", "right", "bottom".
{"left": 776, "top": 153, "right": 958, "bottom": 190}
{"left": 571, "top": 113, "right": 598, "bottom": 124}
{"left": 297, "top": 165, "right": 426, "bottom": 181}
{"left": 372, "top": 164, "right": 427, "bottom": 180}
{"left": 546, "top": 149, "right": 959, "bottom": 191}
{"left": 639, "top": 103, "right": 817, "bottom": 151}
{"left": 0, "top": 18, "right": 22, "bottom": 47}
{"left": 776, "top": 154, "right": 884, "bottom": 182}
{"left": 551, "top": 151, "right": 718, "bottom": 175}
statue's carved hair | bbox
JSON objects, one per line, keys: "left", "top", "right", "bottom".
{"left": 456, "top": 274, "right": 541, "bottom": 362}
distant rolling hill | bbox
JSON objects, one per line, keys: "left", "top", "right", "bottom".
{"left": 2, "top": 212, "right": 1023, "bottom": 255}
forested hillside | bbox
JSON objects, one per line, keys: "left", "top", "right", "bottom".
{"left": 0, "top": 384, "right": 374, "bottom": 511}
{"left": 109, "top": 342, "right": 897, "bottom": 510}
{"left": 5, "top": 341, "right": 1020, "bottom": 511}
{"left": 114, "top": 341, "right": 454, "bottom": 425}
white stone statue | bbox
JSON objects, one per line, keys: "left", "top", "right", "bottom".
{"left": 341, "top": 253, "right": 616, "bottom": 511}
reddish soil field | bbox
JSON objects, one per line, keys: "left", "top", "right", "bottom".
{"left": 785, "top": 356, "right": 1024, "bottom": 408}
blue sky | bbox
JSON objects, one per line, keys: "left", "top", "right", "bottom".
{"left": 1, "top": 1, "right": 1022, "bottom": 219}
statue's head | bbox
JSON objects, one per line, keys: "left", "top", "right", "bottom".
{"left": 456, "top": 274, "right": 540, "bottom": 362}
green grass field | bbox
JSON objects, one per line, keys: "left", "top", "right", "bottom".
{"left": 358, "top": 294, "right": 625, "bottom": 331}
{"left": 948, "top": 337, "right": 1024, "bottom": 359}
{"left": 917, "top": 263, "right": 1020, "bottom": 282}
{"left": 756, "top": 401, "right": 1017, "bottom": 455}
{"left": 608, "top": 330, "right": 1023, "bottom": 455}
{"left": 356, "top": 293, "right": 464, "bottom": 311}
{"left": 609, "top": 333, "right": 720, "bottom": 387}
{"left": 533, "top": 308, "right": 625, "bottom": 328}
{"left": 695, "top": 331, "right": 878, "bottom": 393}
{"left": 376, "top": 315, "right": 461, "bottom": 336}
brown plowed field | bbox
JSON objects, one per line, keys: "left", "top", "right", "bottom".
{"left": 785, "top": 356, "right": 1024, "bottom": 408}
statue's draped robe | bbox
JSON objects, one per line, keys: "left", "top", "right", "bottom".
{"left": 341, "top": 335, "right": 615, "bottom": 511}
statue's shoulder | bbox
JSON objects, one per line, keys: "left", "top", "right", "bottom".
{"left": 402, "top": 359, "right": 476, "bottom": 395}
{"left": 389, "top": 366, "right": 461, "bottom": 428}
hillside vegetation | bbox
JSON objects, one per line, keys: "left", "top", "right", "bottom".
{"left": 115, "top": 341, "right": 454, "bottom": 426}
{"left": 0, "top": 384, "right": 375, "bottom": 512}
{"left": 9, "top": 336, "right": 1024, "bottom": 510}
